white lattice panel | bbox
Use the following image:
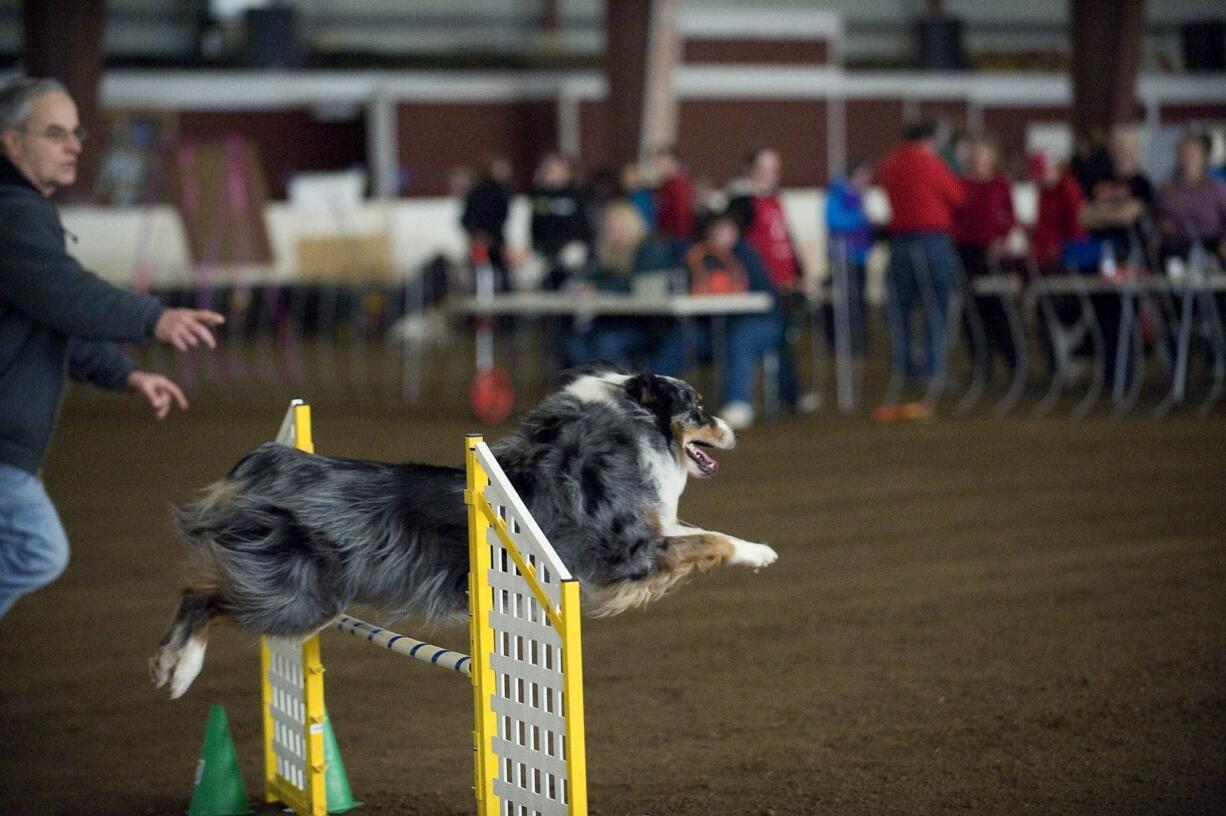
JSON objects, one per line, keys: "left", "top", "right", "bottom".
{"left": 267, "top": 636, "right": 310, "bottom": 797}
{"left": 476, "top": 444, "right": 575, "bottom": 816}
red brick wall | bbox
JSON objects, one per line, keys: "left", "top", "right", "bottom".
{"left": 578, "top": 100, "right": 607, "bottom": 169}
{"left": 919, "top": 98, "right": 969, "bottom": 130}
{"left": 677, "top": 98, "right": 828, "bottom": 187}
{"left": 981, "top": 105, "right": 1071, "bottom": 161}
{"left": 177, "top": 109, "right": 366, "bottom": 200}
{"left": 846, "top": 98, "right": 905, "bottom": 167}
{"left": 395, "top": 101, "right": 558, "bottom": 195}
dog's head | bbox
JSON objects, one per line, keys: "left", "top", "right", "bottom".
{"left": 622, "top": 372, "right": 735, "bottom": 478}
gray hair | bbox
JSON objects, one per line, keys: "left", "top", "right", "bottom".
{"left": 0, "top": 77, "right": 67, "bottom": 132}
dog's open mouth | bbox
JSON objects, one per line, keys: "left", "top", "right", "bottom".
{"left": 684, "top": 441, "right": 719, "bottom": 476}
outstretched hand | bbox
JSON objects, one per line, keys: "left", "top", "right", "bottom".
{"left": 126, "top": 370, "right": 189, "bottom": 420}
{"left": 154, "top": 308, "right": 225, "bottom": 352}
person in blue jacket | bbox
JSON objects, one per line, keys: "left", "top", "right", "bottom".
{"left": 824, "top": 159, "right": 874, "bottom": 354}
{"left": 0, "top": 78, "right": 225, "bottom": 619}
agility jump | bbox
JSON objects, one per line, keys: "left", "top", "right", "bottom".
{"left": 261, "top": 399, "right": 587, "bottom": 816}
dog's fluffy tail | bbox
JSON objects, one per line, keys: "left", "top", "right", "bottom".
{"left": 153, "top": 475, "right": 339, "bottom": 699}
{"left": 171, "top": 476, "right": 341, "bottom": 637}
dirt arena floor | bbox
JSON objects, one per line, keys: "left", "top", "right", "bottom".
{"left": 2, "top": 377, "right": 1224, "bottom": 815}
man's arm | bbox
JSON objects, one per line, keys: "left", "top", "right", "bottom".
{"left": 0, "top": 197, "right": 163, "bottom": 340}
{"left": 67, "top": 338, "right": 136, "bottom": 391}
{"left": 68, "top": 339, "right": 188, "bottom": 419}
{"left": 1, "top": 197, "right": 224, "bottom": 348}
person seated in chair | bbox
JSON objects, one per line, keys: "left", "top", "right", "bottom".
{"left": 565, "top": 200, "right": 680, "bottom": 367}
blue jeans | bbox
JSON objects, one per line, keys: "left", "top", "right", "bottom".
{"left": 652, "top": 314, "right": 783, "bottom": 405}
{"left": 0, "top": 463, "right": 70, "bottom": 619}
{"left": 885, "top": 233, "right": 956, "bottom": 381}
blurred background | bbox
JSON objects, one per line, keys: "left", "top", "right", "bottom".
{"left": 7, "top": 0, "right": 1226, "bottom": 416}
{"left": 3, "top": 5, "right": 1226, "bottom": 815}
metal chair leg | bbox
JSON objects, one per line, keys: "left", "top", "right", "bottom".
{"left": 994, "top": 277, "right": 1028, "bottom": 417}
{"left": 1073, "top": 278, "right": 1107, "bottom": 419}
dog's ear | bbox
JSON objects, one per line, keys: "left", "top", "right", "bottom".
{"left": 622, "top": 371, "right": 659, "bottom": 405}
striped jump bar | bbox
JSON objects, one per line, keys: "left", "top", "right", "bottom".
{"left": 334, "top": 615, "right": 472, "bottom": 676}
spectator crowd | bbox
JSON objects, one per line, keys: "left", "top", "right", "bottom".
{"left": 455, "top": 120, "right": 1226, "bottom": 426}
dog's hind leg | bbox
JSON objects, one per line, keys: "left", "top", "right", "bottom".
{"left": 150, "top": 588, "right": 223, "bottom": 699}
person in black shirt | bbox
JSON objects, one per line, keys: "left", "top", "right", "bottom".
{"left": 529, "top": 152, "right": 590, "bottom": 289}
{"left": 461, "top": 154, "right": 513, "bottom": 289}
{"left": 1078, "top": 126, "right": 1155, "bottom": 388}
{"left": 1080, "top": 126, "right": 1154, "bottom": 259}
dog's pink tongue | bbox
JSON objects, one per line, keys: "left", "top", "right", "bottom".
{"left": 690, "top": 446, "right": 718, "bottom": 474}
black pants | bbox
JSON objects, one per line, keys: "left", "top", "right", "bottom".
{"left": 957, "top": 244, "right": 1017, "bottom": 377}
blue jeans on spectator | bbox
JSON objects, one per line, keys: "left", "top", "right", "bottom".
{"left": 652, "top": 314, "right": 782, "bottom": 406}
{"left": 0, "top": 463, "right": 70, "bottom": 619}
{"left": 885, "top": 232, "right": 956, "bottom": 382}
{"left": 566, "top": 321, "right": 652, "bottom": 368}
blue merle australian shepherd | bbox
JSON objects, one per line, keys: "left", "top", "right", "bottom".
{"left": 151, "top": 368, "right": 778, "bottom": 698}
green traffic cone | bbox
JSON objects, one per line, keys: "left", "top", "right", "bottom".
{"left": 323, "top": 708, "right": 361, "bottom": 814}
{"left": 188, "top": 705, "right": 251, "bottom": 816}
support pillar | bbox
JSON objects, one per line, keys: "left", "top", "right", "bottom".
{"left": 1070, "top": 0, "right": 1145, "bottom": 143}
{"left": 23, "top": 0, "right": 107, "bottom": 200}
{"left": 604, "top": 0, "right": 653, "bottom": 168}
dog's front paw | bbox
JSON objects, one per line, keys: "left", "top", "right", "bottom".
{"left": 729, "top": 539, "right": 778, "bottom": 570}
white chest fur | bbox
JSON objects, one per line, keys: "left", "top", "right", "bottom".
{"left": 640, "top": 440, "right": 686, "bottom": 531}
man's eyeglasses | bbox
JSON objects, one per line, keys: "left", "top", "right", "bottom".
{"left": 21, "top": 125, "right": 89, "bottom": 145}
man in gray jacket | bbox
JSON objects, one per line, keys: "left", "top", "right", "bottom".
{"left": 0, "top": 77, "right": 225, "bottom": 618}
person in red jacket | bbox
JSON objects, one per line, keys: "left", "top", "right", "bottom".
{"left": 878, "top": 120, "right": 965, "bottom": 385}
{"left": 953, "top": 134, "right": 1017, "bottom": 378}
{"left": 727, "top": 147, "right": 811, "bottom": 412}
{"left": 730, "top": 148, "right": 802, "bottom": 291}
{"left": 653, "top": 145, "right": 695, "bottom": 245}
{"left": 1029, "top": 149, "right": 1091, "bottom": 377}
{"left": 953, "top": 135, "right": 1014, "bottom": 275}
{"left": 1029, "top": 149, "right": 1086, "bottom": 273}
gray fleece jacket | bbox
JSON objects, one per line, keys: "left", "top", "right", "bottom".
{"left": 0, "top": 155, "right": 165, "bottom": 474}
